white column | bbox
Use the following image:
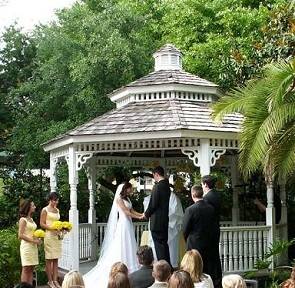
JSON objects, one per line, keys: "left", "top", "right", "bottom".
{"left": 50, "top": 155, "right": 57, "bottom": 193}
{"left": 266, "top": 174, "right": 275, "bottom": 269}
{"left": 68, "top": 145, "right": 79, "bottom": 271}
{"left": 279, "top": 178, "right": 288, "bottom": 264}
{"left": 199, "top": 138, "right": 210, "bottom": 176}
{"left": 87, "top": 159, "right": 97, "bottom": 224}
{"left": 231, "top": 154, "right": 239, "bottom": 225}
{"left": 86, "top": 159, "right": 98, "bottom": 261}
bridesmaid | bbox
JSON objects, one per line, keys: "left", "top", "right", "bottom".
{"left": 18, "top": 199, "right": 41, "bottom": 285}
{"left": 40, "top": 192, "right": 62, "bottom": 288}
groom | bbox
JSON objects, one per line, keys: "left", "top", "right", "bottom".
{"left": 144, "top": 166, "right": 171, "bottom": 266}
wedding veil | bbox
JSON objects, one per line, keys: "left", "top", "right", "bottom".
{"left": 99, "top": 183, "right": 124, "bottom": 259}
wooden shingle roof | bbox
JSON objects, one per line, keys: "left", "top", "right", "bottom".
{"left": 49, "top": 100, "right": 242, "bottom": 142}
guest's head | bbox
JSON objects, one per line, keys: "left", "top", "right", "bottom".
{"left": 222, "top": 274, "right": 246, "bottom": 288}
{"left": 109, "top": 262, "right": 128, "bottom": 278}
{"left": 201, "top": 175, "right": 216, "bottom": 192}
{"left": 120, "top": 182, "right": 133, "bottom": 199}
{"left": 152, "top": 260, "right": 171, "bottom": 282}
{"left": 191, "top": 186, "right": 203, "bottom": 203}
{"left": 19, "top": 199, "right": 36, "bottom": 218}
{"left": 108, "top": 272, "right": 130, "bottom": 288}
{"left": 136, "top": 245, "right": 154, "bottom": 266}
{"left": 14, "top": 282, "right": 34, "bottom": 288}
{"left": 48, "top": 192, "right": 59, "bottom": 207}
{"left": 180, "top": 249, "right": 203, "bottom": 283}
{"left": 168, "top": 270, "right": 194, "bottom": 288}
{"left": 62, "top": 270, "right": 84, "bottom": 288}
{"left": 152, "top": 166, "right": 165, "bottom": 181}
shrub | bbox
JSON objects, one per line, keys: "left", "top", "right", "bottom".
{"left": 0, "top": 226, "right": 21, "bottom": 288}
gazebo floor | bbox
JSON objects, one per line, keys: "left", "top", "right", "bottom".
{"left": 79, "top": 260, "right": 97, "bottom": 275}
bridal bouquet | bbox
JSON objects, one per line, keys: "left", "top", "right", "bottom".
{"left": 33, "top": 229, "right": 45, "bottom": 239}
{"left": 51, "top": 221, "right": 73, "bottom": 240}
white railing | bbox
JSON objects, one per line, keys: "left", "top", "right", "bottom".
{"left": 220, "top": 225, "right": 270, "bottom": 272}
{"left": 221, "top": 221, "right": 265, "bottom": 227}
{"left": 77, "top": 221, "right": 272, "bottom": 273}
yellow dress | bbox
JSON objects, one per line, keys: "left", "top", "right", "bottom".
{"left": 44, "top": 207, "right": 62, "bottom": 259}
{"left": 20, "top": 217, "right": 39, "bottom": 266}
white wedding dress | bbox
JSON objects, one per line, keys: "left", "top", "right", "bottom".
{"left": 84, "top": 184, "right": 139, "bottom": 288}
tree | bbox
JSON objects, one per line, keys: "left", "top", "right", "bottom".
{"left": 161, "top": 0, "right": 294, "bottom": 90}
{"left": 212, "top": 59, "right": 295, "bottom": 180}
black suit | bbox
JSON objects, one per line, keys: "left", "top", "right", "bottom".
{"left": 183, "top": 199, "right": 215, "bottom": 273}
{"left": 129, "top": 265, "right": 154, "bottom": 288}
{"left": 203, "top": 189, "right": 222, "bottom": 288}
{"left": 145, "top": 179, "right": 171, "bottom": 264}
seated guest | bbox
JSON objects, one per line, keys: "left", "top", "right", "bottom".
{"left": 180, "top": 249, "right": 213, "bottom": 288}
{"left": 168, "top": 270, "right": 194, "bottom": 288}
{"left": 62, "top": 270, "right": 85, "bottom": 288}
{"left": 222, "top": 274, "right": 246, "bottom": 288}
{"left": 149, "top": 260, "right": 171, "bottom": 288}
{"left": 109, "top": 262, "right": 129, "bottom": 278}
{"left": 129, "top": 245, "right": 155, "bottom": 288}
{"left": 108, "top": 272, "right": 131, "bottom": 288}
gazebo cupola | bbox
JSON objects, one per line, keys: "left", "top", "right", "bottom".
{"left": 153, "top": 43, "right": 182, "bottom": 71}
{"left": 109, "top": 44, "right": 219, "bottom": 108}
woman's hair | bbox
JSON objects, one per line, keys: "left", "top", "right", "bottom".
{"left": 109, "top": 262, "right": 128, "bottom": 278}
{"left": 19, "top": 199, "right": 33, "bottom": 218}
{"left": 222, "top": 274, "right": 246, "bottom": 288}
{"left": 180, "top": 249, "right": 203, "bottom": 283}
{"left": 120, "top": 182, "right": 132, "bottom": 199}
{"left": 48, "top": 192, "right": 59, "bottom": 202}
{"left": 168, "top": 270, "right": 194, "bottom": 288}
{"left": 108, "top": 272, "right": 130, "bottom": 288}
{"left": 61, "top": 270, "right": 84, "bottom": 288}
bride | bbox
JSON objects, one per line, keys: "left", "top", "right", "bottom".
{"left": 84, "top": 182, "right": 142, "bottom": 287}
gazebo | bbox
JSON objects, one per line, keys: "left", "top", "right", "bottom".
{"left": 43, "top": 44, "right": 287, "bottom": 273}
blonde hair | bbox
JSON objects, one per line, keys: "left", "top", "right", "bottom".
{"left": 180, "top": 249, "right": 203, "bottom": 283}
{"left": 109, "top": 262, "right": 128, "bottom": 278}
{"left": 222, "top": 274, "right": 246, "bottom": 288}
{"left": 62, "top": 270, "right": 84, "bottom": 288}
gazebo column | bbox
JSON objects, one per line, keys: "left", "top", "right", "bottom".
{"left": 85, "top": 159, "right": 98, "bottom": 261}
{"left": 68, "top": 145, "right": 79, "bottom": 271}
{"left": 230, "top": 154, "right": 240, "bottom": 225}
{"left": 49, "top": 154, "right": 58, "bottom": 193}
{"left": 265, "top": 173, "right": 276, "bottom": 268}
{"left": 181, "top": 138, "right": 226, "bottom": 177}
{"left": 199, "top": 139, "right": 210, "bottom": 176}
{"left": 279, "top": 178, "right": 287, "bottom": 237}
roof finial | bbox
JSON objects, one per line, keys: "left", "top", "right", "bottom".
{"left": 153, "top": 44, "right": 182, "bottom": 71}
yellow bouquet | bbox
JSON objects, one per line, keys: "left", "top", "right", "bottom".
{"left": 62, "top": 221, "right": 73, "bottom": 232}
{"left": 51, "top": 220, "right": 63, "bottom": 230}
{"left": 33, "top": 229, "right": 45, "bottom": 238}
{"left": 52, "top": 220, "right": 73, "bottom": 240}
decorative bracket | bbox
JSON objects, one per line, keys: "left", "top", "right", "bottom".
{"left": 210, "top": 149, "right": 226, "bottom": 166}
{"left": 76, "top": 153, "right": 93, "bottom": 171}
{"left": 181, "top": 147, "right": 200, "bottom": 167}
{"left": 182, "top": 147, "right": 226, "bottom": 168}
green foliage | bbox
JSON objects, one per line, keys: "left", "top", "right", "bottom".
{"left": 0, "top": 169, "right": 49, "bottom": 228}
{"left": 0, "top": 226, "right": 21, "bottom": 288}
{"left": 246, "top": 239, "right": 295, "bottom": 287}
{"left": 212, "top": 60, "right": 295, "bottom": 179}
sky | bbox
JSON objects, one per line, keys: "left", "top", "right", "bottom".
{"left": 0, "top": 0, "right": 76, "bottom": 35}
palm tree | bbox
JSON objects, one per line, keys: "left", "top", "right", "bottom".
{"left": 212, "top": 60, "right": 295, "bottom": 180}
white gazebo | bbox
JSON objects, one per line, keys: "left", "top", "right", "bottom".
{"left": 43, "top": 44, "right": 287, "bottom": 273}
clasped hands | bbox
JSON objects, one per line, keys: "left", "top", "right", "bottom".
{"left": 139, "top": 213, "right": 147, "bottom": 220}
